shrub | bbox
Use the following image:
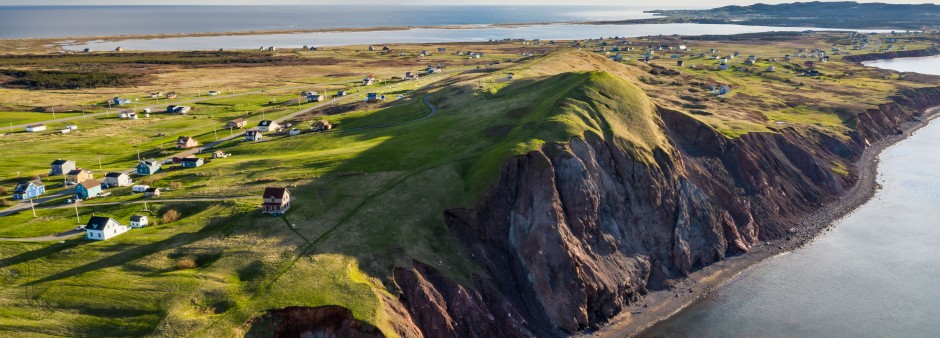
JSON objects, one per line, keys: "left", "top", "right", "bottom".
{"left": 162, "top": 209, "right": 181, "bottom": 223}
{"left": 169, "top": 181, "right": 182, "bottom": 189}
{"left": 176, "top": 258, "right": 197, "bottom": 270}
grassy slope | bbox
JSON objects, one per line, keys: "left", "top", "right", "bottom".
{"left": 0, "top": 51, "right": 671, "bottom": 337}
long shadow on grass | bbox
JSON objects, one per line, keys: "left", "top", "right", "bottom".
{"left": 0, "top": 239, "right": 83, "bottom": 269}
{"left": 23, "top": 211, "right": 249, "bottom": 286}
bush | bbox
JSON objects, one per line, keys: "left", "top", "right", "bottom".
{"left": 176, "top": 258, "right": 197, "bottom": 270}
{"left": 169, "top": 181, "right": 182, "bottom": 189}
{"left": 0, "top": 69, "right": 139, "bottom": 89}
{"left": 162, "top": 209, "right": 181, "bottom": 223}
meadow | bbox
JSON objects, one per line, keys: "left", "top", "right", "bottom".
{"left": 0, "top": 32, "right": 936, "bottom": 336}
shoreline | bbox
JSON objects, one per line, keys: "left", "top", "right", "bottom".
{"left": 588, "top": 105, "right": 940, "bottom": 337}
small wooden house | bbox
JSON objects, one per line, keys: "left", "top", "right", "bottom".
{"left": 180, "top": 157, "right": 204, "bottom": 168}
{"left": 362, "top": 75, "right": 375, "bottom": 86}
{"left": 85, "top": 216, "right": 129, "bottom": 240}
{"left": 130, "top": 215, "right": 149, "bottom": 228}
{"left": 67, "top": 169, "right": 93, "bottom": 184}
{"left": 50, "top": 159, "right": 76, "bottom": 176}
{"left": 13, "top": 179, "right": 45, "bottom": 200}
{"left": 245, "top": 130, "right": 263, "bottom": 142}
{"left": 25, "top": 124, "right": 46, "bottom": 132}
{"left": 176, "top": 136, "right": 198, "bottom": 149}
{"left": 226, "top": 118, "right": 248, "bottom": 129}
{"left": 261, "top": 187, "right": 291, "bottom": 215}
{"left": 104, "top": 172, "right": 131, "bottom": 187}
{"left": 75, "top": 180, "right": 102, "bottom": 199}
{"left": 144, "top": 187, "right": 161, "bottom": 198}
{"left": 257, "top": 120, "right": 279, "bottom": 133}
{"left": 136, "top": 160, "right": 161, "bottom": 176}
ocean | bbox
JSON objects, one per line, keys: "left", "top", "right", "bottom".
{"left": 0, "top": 5, "right": 657, "bottom": 39}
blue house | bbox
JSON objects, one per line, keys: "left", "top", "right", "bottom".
{"left": 136, "top": 159, "right": 161, "bottom": 176}
{"left": 74, "top": 180, "right": 102, "bottom": 199}
{"left": 113, "top": 97, "right": 131, "bottom": 105}
{"left": 13, "top": 180, "right": 45, "bottom": 200}
{"left": 180, "top": 157, "right": 204, "bottom": 168}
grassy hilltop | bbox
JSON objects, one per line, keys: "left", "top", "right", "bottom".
{"left": 0, "top": 31, "right": 938, "bottom": 336}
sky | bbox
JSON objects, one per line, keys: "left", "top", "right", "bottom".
{"left": 0, "top": 0, "right": 937, "bottom": 5}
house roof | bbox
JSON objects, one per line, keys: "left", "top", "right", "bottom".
{"left": 130, "top": 215, "right": 147, "bottom": 222}
{"left": 230, "top": 118, "right": 246, "bottom": 123}
{"left": 138, "top": 160, "right": 160, "bottom": 167}
{"left": 246, "top": 130, "right": 259, "bottom": 135}
{"left": 145, "top": 187, "right": 160, "bottom": 192}
{"left": 258, "top": 120, "right": 275, "bottom": 127}
{"left": 105, "top": 172, "right": 127, "bottom": 178}
{"left": 27, "top": 124, "right": 45, "bottom": 128}
{"left": 180, "top": 157, "right": 202, "bottom": 163}
{"left": 67, "top": 169, "right": 89, "bottom": 176}
{"left": 51, "top": 159, "right": 73, "bottom": 165}
{"left": 177, "top": 136, "right": 195, "bottom": 143}
{"left": 78, "top": 180, "right": 101, "bottom": 189}
{"left": 262, "top": 187, "right": 289, "bottom": 199}
{"left": 14, "top": 180, "right": 43, "bottom": 192}
{"left": 85, "top": 216, "right": 117, "bottom": 231}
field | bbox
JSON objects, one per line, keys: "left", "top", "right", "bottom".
{"left": 0, "top": 32, "right": 937, "bottom": 336}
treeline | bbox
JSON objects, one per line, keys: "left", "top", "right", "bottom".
{"left": 0, "top": 69, "right": 139, "bottom": 89}
{"left": 0, "top": 51, "right": 310, "bottom": 67}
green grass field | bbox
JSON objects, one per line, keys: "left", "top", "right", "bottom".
{"left": 0, "top": 33, "right": 935, "bottom": 337}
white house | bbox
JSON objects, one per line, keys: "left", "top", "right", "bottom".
{"left": 129, "top": 215, "right": 149, "bottom": 228}
{"left": 257, "top": 120, "right": 279, "bottom": 132}
{"left": 85, "top": 216, "right": 129, "bottom": 240}
{"left": 25, "top": 124, "right": 46, "bottom": 132}
{"left": 104, "top": 172, "right": 131, "bottom": 187}
{"left": 131, "top": 185, "right": 150, "bottom": 193}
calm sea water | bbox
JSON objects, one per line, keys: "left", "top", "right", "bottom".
{"left": 64, "top": 23, "right": 881, "bottom": 52}
{"left": 0, "top": 5, "right": 656, "bottom": 39}
{"left": 862, "top": 56, "right": 940, "bottom": 75}
{"left": 643, "top": 58, "right": 940, "bottom": 338}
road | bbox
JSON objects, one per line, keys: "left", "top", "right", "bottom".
{"left": 7, "top": 86, "right": 314, "bottom": 130}
{"left": 0, "top": 94, "right": 440, "bottom": 241}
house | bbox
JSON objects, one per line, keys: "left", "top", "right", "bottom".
{"left": 66, "top": 124, "right": 78, "bottom": 130}
{"left": 804, "top": 61, "right": 816, "bottom": 69}
{"left": 677, "top": 60, "right": 685, "bottom": 67}
{"left": 25, "top": 124, "right": 46, "bottom": 132}
{"left": 404, "top": 72, "right": 419, "bottom": 80}
{"left": 301, "top": 91, "right": 317, "bottom": 97}
{"left": 130, "top": 215, "right": 149, "bottom": 228}
{"left": 136, "top": 159, "right": 161, "bottom": 175}
{"left": 426, "top": 66, "right": 440, "bottom": 74}
{"left": 119, "top": 110, "right": 133, "bottom": 118}
{"left": 103, "top": 172, "right": 131, "bottom": 187}
{"left": 13, "top": 179, "right": 45, "bottom": 200}
{"left": 366, "top": 93, "right": 383, "bottom": 103}
{"left": 766, "top": 66, "right": 777, "bottom": 72}
{"left": 166, "top": 92, "right": 178, "bottom": 99}
{"left": 437, "top": 47, "right": 447, "bottom": 53}
{"left": 289, "top": 129, "right": 301, "bottom": 136}
{"left": 257, "top": 120, "right": 279, "bottom": 132}
{"left": 128, "top": 113, "right": 138, "bottom": 119}
{"left": 75, "top": 180, "right": 102, "bottom": 199}
{"left": 144, "top": 187, "right": 161, "bottom": 198}
{"left": 226, "top": 118, "right": 248, "bottom": 129}
{"left": 85, "top": 216, "right": 129, "bottom": 240}
{"left": 312, "top": 120, "right": 332, "bottom": 131}
{"left": 173, "top": 106, "right": 191, "bottom": 114}
{"left": 207, "top": 90, "right": 221, "bottom": 96}
{"left": 67, "top": 169, "right": 93, "bottom": 184}
{"left": 113, "top": 97, "right": 131, "bottom": 105}
{"left": 244, "top": 130, "right": 263, "bottom": 141}
{"left": 306, "top": 94, "right": 324, "bottom": 102}
{"left": 132, "top": 185, "right": 150, "bottom": 193}
{"left": 362, "top": 74, "right": 375, "bottom": 86}
{"left": 142, "top": 108, "right": 151, "bottom": 113}
{"left": 715, "top": 85, "right": 733, "bottom": 95}
{"left": 150, "top": 92, "right": 162, "bottom": 99}
{"left": 261, "top": 187, "right": 291, "bottom": 215}
{"left": 211, "top": 150, "right": 230, "bottom": 158}
{"left": 336, "top": 91, "right": 347, "bottom": 96}
{"left": 176, "top": 136, "right": 198, "bottom": 149}
{"left": 50, "top": 159, "right": 76, "bottom": 175}
{"left": 718, "top": 64, "right": 730, "bottom": 70}
{"left": 180, "top": 157, "right": 204, "bottom": 168}
{"left": 611, "top": 53, "right": 624, "bottom": 62}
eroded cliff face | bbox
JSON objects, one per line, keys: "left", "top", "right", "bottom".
{"left": 245, "top": 306, "right": 384, "bottom": 338}
{"left": 395, "top": 86, "right": 940, "bottom": 337}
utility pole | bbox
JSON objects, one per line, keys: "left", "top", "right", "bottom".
{"left": 98, "top": 155, "right": 102, "bottom": 170}
{"left": 137, "top": 151, "right": 141, "bottom": 162}
{"left": 213, "top": 126, "right": 218, "bottom": 140}
{"left": 8, "top": 122, "right": 12, "bottom": 132}
{"left": 82, "top": 110, "right": 86, "bottom": 119}
{"left": 30, "top": 199, "right": 36, "bottom": 218}
{"left": 51, "top": 107, "right": 56, "bottom": 119}
{"left": 74, "top": 199, "right": 80, "bottom": 224}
